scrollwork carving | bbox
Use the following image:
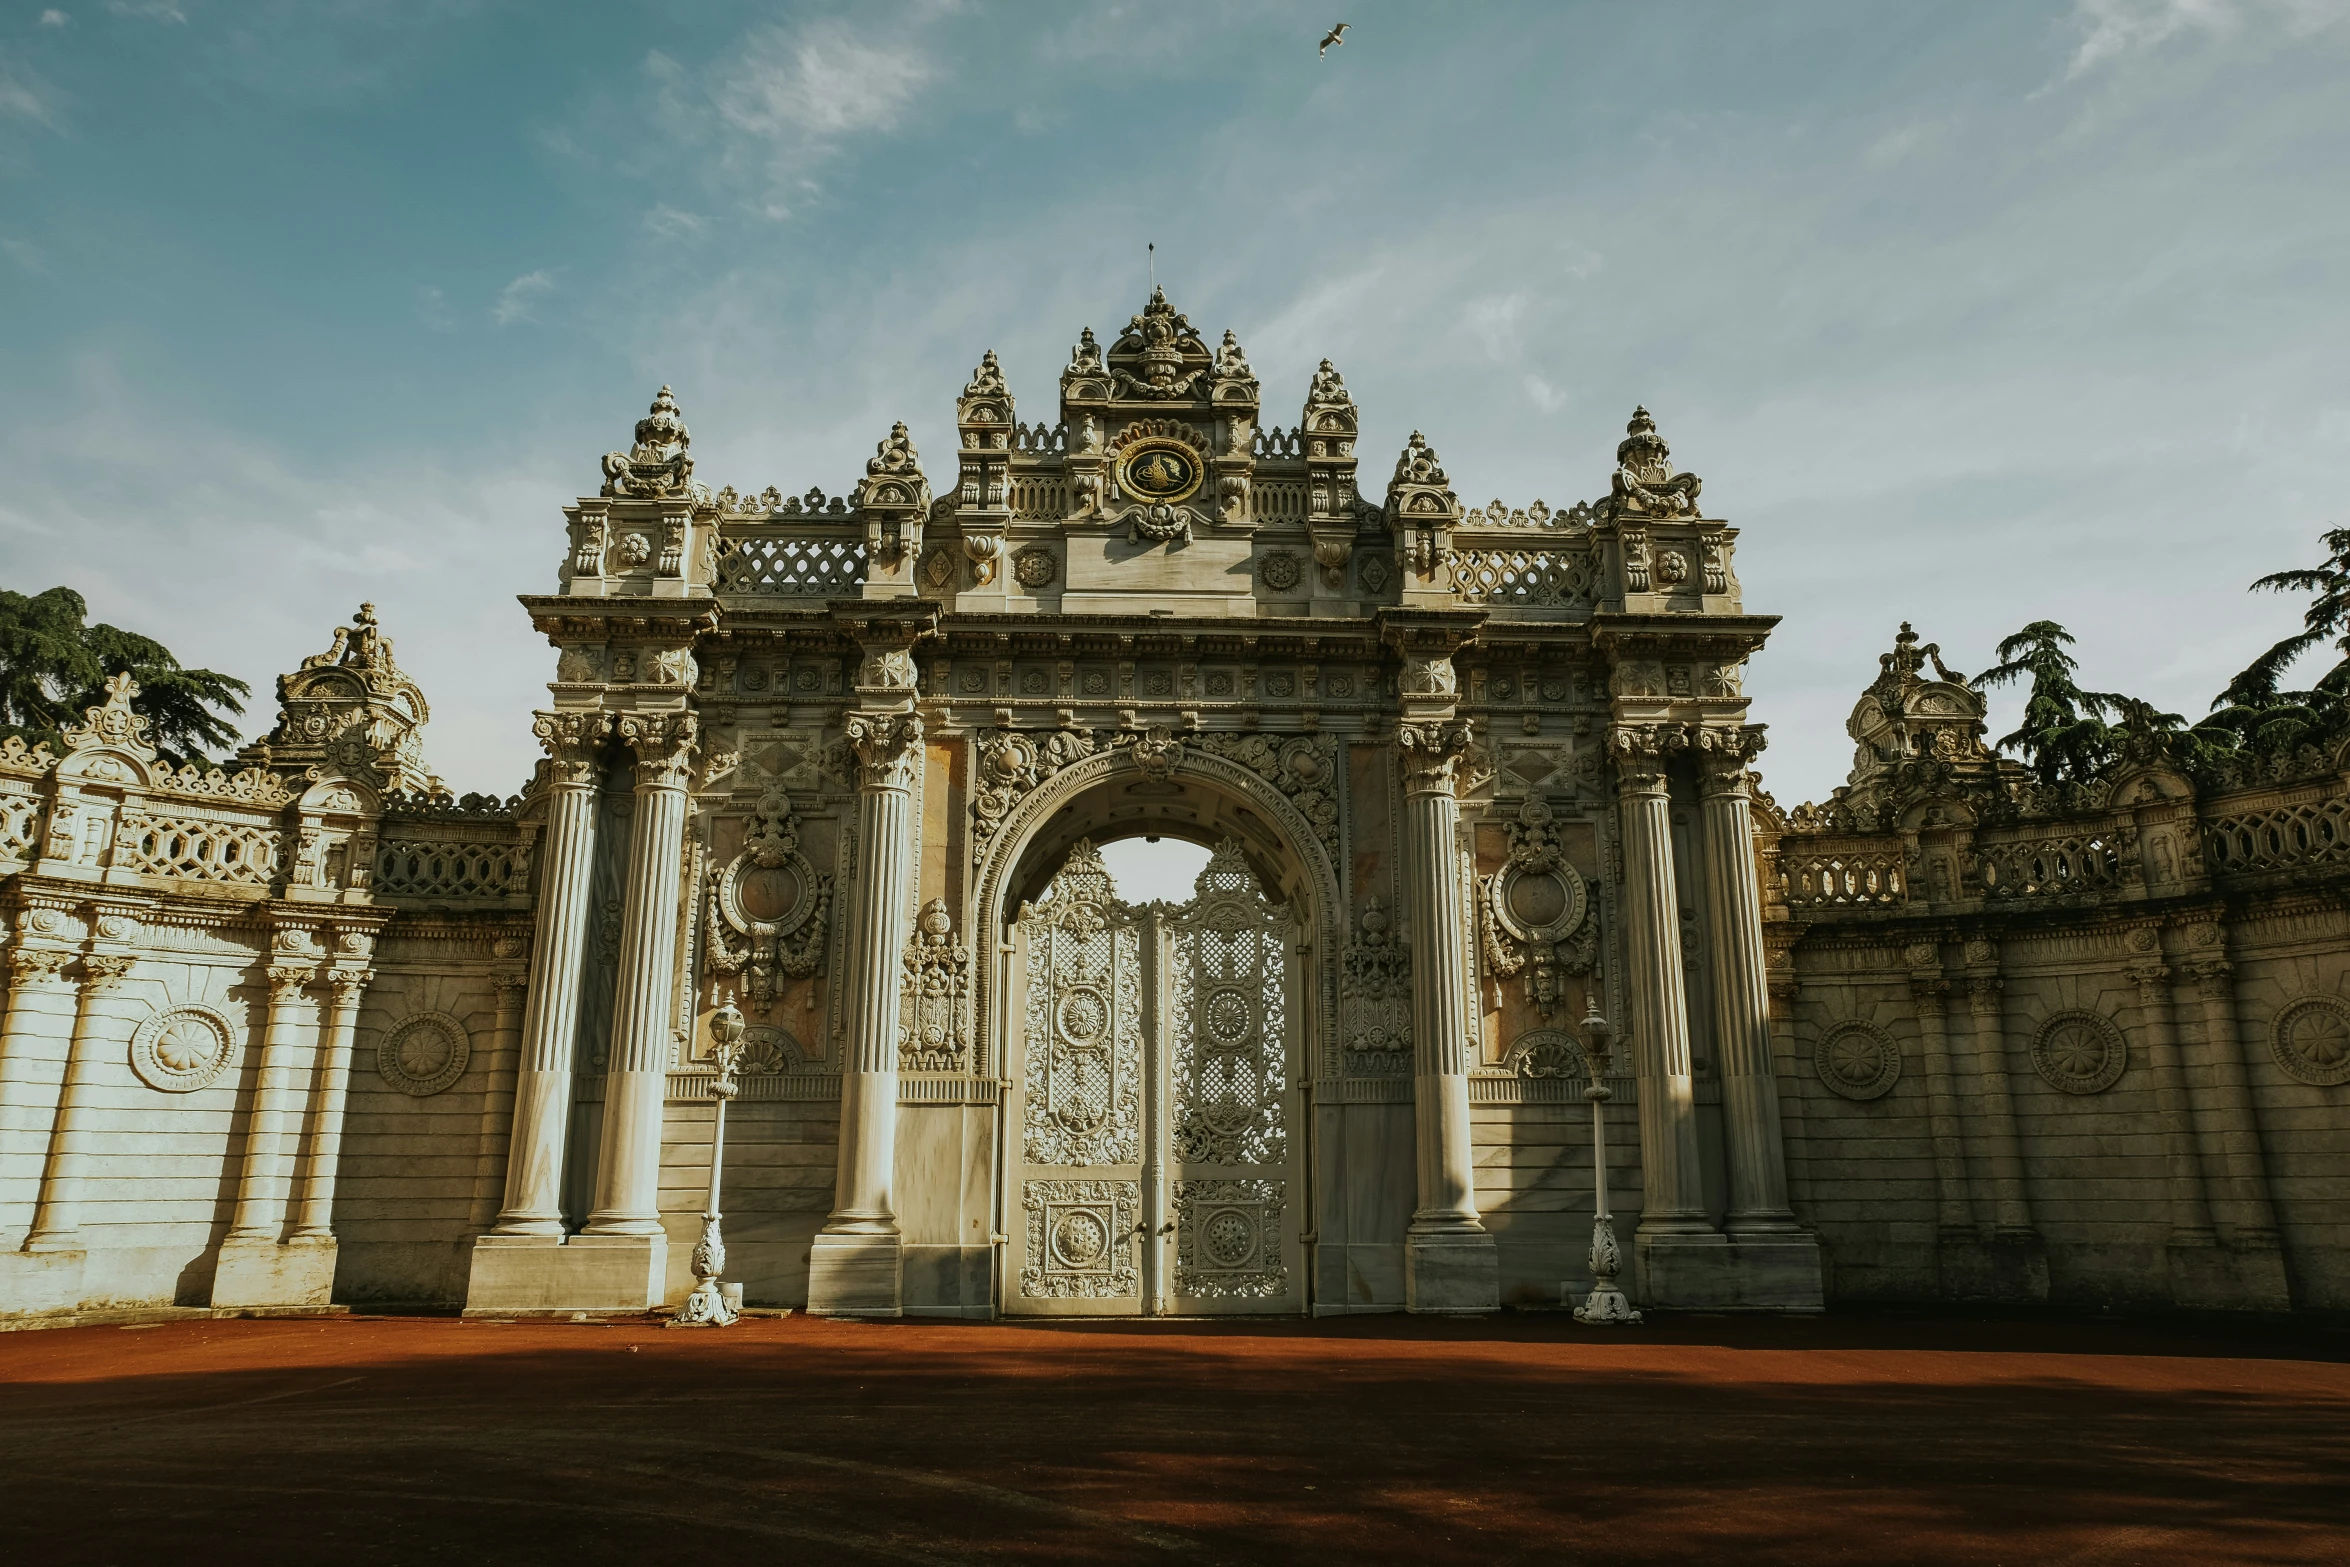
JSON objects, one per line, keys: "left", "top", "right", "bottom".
{"left": 617, "top": 711, "right": 698, "bottom": 787}
{"left": 704, "top": 786, "right": 834, "bottom": 1015}
{"left": 1341, "top": 898, "right": 1411, "bottom": 1076}
{"left": 1397, "top": 720, "right": 1475, "bottom": 796}
{"left": 972, "top": 726, "right": 1101, "bottom": 856}
{"left": 899, "top": 898, "right": 971, "bottom": 1072}
{"left": 1478, "top": 798, "right": 1594, "bottom": 1016}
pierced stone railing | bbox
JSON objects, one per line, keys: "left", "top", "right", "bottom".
{"left": 1253, "top": 425, "right": 1303, "bottom": 460}
{"left": 1778, "top": 843, "right": 1907, "bottom": 909}
{"left": 2205, "top": 793, "right": 2350, "bottom": 876}
{"left": 0, "top": 783, "right": 44, "bottom": 866}
{"left": 1010, "top": 477, "right": 1069, "bottom": 520}
{"left": 1450, "top": 544, "right": 1597, "bottom": 608}
{"left": 715, "top": 526, "right": 869, "bottom": 595}
{"left": 1011, "top": 422, "right": 1066, "bottom": 455}
{"left": 115, "top": 809, "right": 283, "bottom": 887}
{"left": 1252, "top": 480, "right": 1307, "bottom": 522}
{"left": 1972, "top": 831, "right": 2121, "bottom": 901}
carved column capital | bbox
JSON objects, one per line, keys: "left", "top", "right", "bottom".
{"left": 266, "top": 964, "right": 318, "bottom": 1001}
{"left": 846, "top": 711, "right": 926, "bottom": 792}
{"left": 1606, "top": 722, "right": 1687, "bottom": 796}
{"left": 2126, "top": 961, "right": 2171, "bottom": 1000}
{"left": 8, "top": 948, "right": 73, "bottom": 986}
{"left": 1693, "top": 724, "right": 1767, "bottom": 797}
{"left": 1966, "top": 975, "right": 2004, "bottom": 1014}
{"left": 78, "top": 954, "right": 135, "bottom": 994}
{"left": 617, "top": 711, "right": 698, "bottom": 789}
{"left": 533, "top": 709, "right": 612, "bottom": 784}
{"left": 2181, "top": 957, "right": 2234, "bottom": 997}
{"left": 326, "top": 968, "right": 371, "bottom": 1008}
{"left": 1396, "top": 719, "right": 1475, "bottom": 796}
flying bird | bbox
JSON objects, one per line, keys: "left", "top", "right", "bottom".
{"left": 1320, "top": 22, "right": 1348, "bottom": 57}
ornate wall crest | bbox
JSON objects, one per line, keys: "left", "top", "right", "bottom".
{"left": 377, "top": 1010, "right": 471, "bottom": 1097}
{"left": 2270, "top": 996, "right": 2350, "bottom": 1087}
{"left": 1606, "top": 405, "right": 1702, "bottom": 518}
{"left": 130, "top": 1004, "right": 238, "bottom": 1094}
{"left": 1258, "top": 550, "right": 1305, "bottom": 592}
{"left": 705, "top": 787, "right": 834, "bottom": 1014}
{"left": 2030, "top": 1011, "right": 2128, "bottom": 1095}
{"left": 1813, "top": 1020, "right": 1900, "bottom": 1101}
{"left": 1191, "top": 733, "right": 1338, "bottom": 850}
{"left": 1478, "top": 798, "right": 1593, "bottom": 1016}
{"left": 1012, "top": 545, "right": 1058, "bottom": 588}
{"left": 899, "top": 897, "right": 971, "bottom": 1072}
{"left": 1116, "top": 434, "right": 1204, "bottom": 505}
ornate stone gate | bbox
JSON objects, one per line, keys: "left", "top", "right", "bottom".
{"left": 456, "top": 285, "right": 1821, "bottom": 1318}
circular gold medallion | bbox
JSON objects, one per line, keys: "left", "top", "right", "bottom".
{"left": 1116, "top": 436, "right": 1203, "bottom": 504}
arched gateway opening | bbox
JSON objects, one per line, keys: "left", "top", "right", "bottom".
{"left": 976, "top": 748, "right": 1343, "bottom": 1316}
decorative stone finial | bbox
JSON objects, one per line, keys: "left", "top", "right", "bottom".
{"left": 964, "top": 351, "right": 1007, "bottom": 400}
{"left": 1608, "top": 405, "right": 1702, "bottom": 517}
{"left": 61, "top": 671, "right": 156, "bottom": 760}
{"left": 599, "top": 384, "right": 698, "bottom": 499}
{"left": 1308, "top": 358, "right": 1352, "bottom": 410}
{"left": 1392, "top": 430, "right": 1447, "bottom": 487}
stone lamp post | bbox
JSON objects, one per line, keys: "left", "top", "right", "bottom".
{"left": 674, "top": 1002, "right": 748, "bottom": 1327}
{"left": 1572, "top": 999, "right": 1642, "bottom": 1325}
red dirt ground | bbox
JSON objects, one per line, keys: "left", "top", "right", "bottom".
{"left": 3, "top": 1309, "right": 2347, "bottom": 1566}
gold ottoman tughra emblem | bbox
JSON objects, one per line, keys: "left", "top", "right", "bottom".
{"left": 1116, "top": 436, "right": 1203, "bottom": 505}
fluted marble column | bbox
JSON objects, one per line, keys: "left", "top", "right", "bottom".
{"left": 489, "top": 712, "right": 609, "bottom": 1237}
{"left": 585, "top": 711, "right": 697, "bottom": 1240}
{"left": 1396, "top": 717, "right": 1493, "bottom": 1308}
{"left": 23, "top": 953, "right": 137, "bottom": 1251}
{"left": 809, "top": 708, "right": 924, "bottom": 1315}
{"left": 1693, "top": 727, "right": 1798, "bottom": 1233}
{"left": 289, "top": 966, "right": 371, "bottom": 1242}
{"left": 1609, "top": 723, "right": 1710, "bottom": 1236}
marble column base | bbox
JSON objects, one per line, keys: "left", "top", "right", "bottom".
{"left": 1937, "top": 1227, "right": 2050, "bottom": 1303}
{"left": 461, "top": 1231, "right": 666, "bottom": 1314}
{"left": 806, "top": 1230, "right": 903, "bottom": 1317}
{"left": 211, "top": 1236, "right": 337, "bottom": 1309}
{"left": 1404, "top": 1230, "right": 1499, "bottom": 1314}
{"left": 2167, "top": 1233, "right": 2292, "bottom": 1312}
{"left": 1636, "top": 1230, "right": 1824, "bottom": 1311}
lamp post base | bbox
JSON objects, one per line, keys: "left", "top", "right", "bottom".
{"left": 669, "top": 1214, "right": 738, "bottom": 1327}
{"left": 1570, "top": 1213, "right": 1642, "bottom": 1325}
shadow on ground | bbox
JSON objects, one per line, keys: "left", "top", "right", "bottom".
{"left": 3, "top": 1310, "right": 2346, "bottom": 1565}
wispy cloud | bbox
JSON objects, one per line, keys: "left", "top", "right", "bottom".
{"left": 2, "top": 237, "right": 46, "bottom": 274}
{"left": 491, "top": 269, "right": 553, "bottom": 326}
{"left": 650, "top": 11, "right": 937, "bottom": 219}
{"left": 38, "top": 10, "right": 68, "bottom": 26}
{"left": 414, "top": 284, "right": 453, "bottom": 332}
{"left": 2063, "top": 0, "right": 2350, "bottom": 78}
{"left": 0, "top": 58, "right": 59, "bottom": 129}
{"left": 104, "top": 0, "right": 187, "bottom": 22}
{"left": 642, "top": 204, "right": 706, "bottom": 240}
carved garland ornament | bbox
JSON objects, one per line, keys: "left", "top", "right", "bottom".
{"left": 1813, "top": 1020, "right": 1900, "bottom": 1101}
{"left": 2031, "top": 1010, "right": 2128, "bottom": 1095}
{"left": 2269, "top": 995, "right": 2350, "bottom": 1087}
{"left": 1192, "top": 733, "right": 1339, "bottom": 852}
{"left": 1340, "top": 898, "right": 1411, "bottom": 1076}
{"left": 972, "top": 727, "right": 1101, "bottom": 858}
{"left": 130, "top": 1004, "right": 239, "bottom": 1094}
{"left": 899, "top": 897, "right": 972, "bottom": 1072}
{"left": 377, "top": 1010, "right": 471, "bottom": 1097}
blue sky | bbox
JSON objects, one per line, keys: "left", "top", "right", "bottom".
{"left": 3, "top": 0, "right": 2346, "bottom": 808}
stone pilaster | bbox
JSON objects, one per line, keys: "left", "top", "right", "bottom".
{"left": 468, "top": 959, "right": 531, "bottom": 1234}
{"left": 2176, "top": 942, "right": 2292, "bottom": 1309}
{"left": 1609, "top": 725, "right": 1709, "bottom": 1232}
{"left": 1395, "top": 716, "right": 1497, "bottom": 1312}
{"left": 809, "top": 602, "right": 937, "bottom": 1317}
{"left": 1902, "top": 946, "right": 1977, "bottom": 1242}
{"left": 576, "top": 710, "right": 697, "bottom": 1304}
{"left": 288, "top": 965, "right": 371, "bottom": 1244}
{"left": 1380, "top": 608, "right": 1496, "bottom": 1313}
{"left": 1693, "top": 726, "right": 1822, "bottom": 1308}
{"left": 1951, "top": 946, "right": 2048, "bottom": 1302}
{"left": 0, "top": 946, "right": 78, "bottom": 1251}
{"left": 22, "top": 952, "right": 137, "bottom": 1252}
{"left": 212, "top": 961, "right": 327, "bottom": 1306}
{"left": 808, "top": 707, "right": 924, "bottom": 1316}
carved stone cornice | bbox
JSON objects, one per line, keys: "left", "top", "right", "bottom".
{"left": 1693, "top": 724, "right": 1767, "bottom": 798}
{"left": 533, "top": 710, "right": 613, "bottom": 785}
{"left": 617, "top": 711, "right": 699, "bottom": 789}
{"left": 1606, "top": 722, "right": 1687, "bottom": 796}
{"left": 846, "top": 712, "right": 925, "bottom": 793}
{"left": 1396, "top": 719, "right": 1475, "bottom": 797}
